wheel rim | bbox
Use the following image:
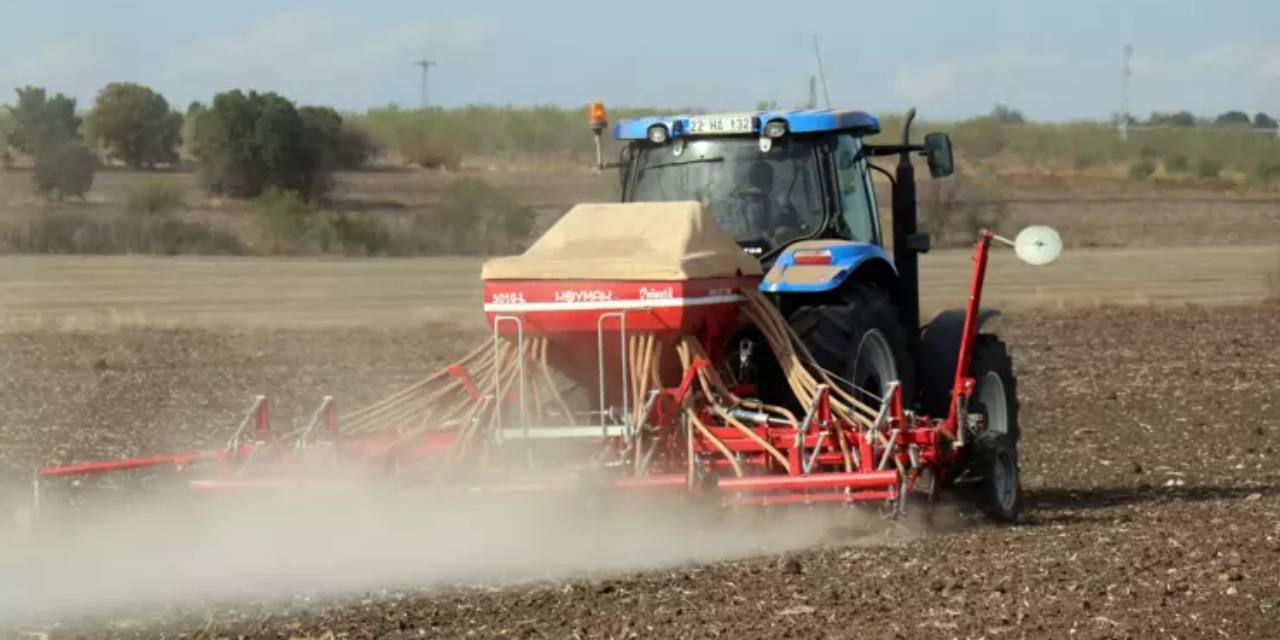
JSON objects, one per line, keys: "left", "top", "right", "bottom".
{"left": 992, "top": 450, "right": 1017, "bottom": 514}
{"left": 978, "top": 370, "right": 1008, "bottom": 436}
{"left": 853, "top": 329, "right": 897, "bottom": 399}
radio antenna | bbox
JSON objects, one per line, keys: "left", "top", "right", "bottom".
{"left": 812, "top": 34, "right": 832, "bottom": 109}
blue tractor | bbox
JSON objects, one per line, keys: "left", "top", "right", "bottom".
{"left": 595, "top": 106, "right": 1021, "bottom": 520}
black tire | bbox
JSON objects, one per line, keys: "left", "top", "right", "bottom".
{"left": 789, "top": 285, "right": 915, "bottom": 407}
{"left": 970, "top": 432, "right": 1021, "bottom": 522}
{"left": 967, "top": 336, "right": 1021, "bottom": 521}
{"left": 970, "top": 335, "right": 1019, "bottom": 444}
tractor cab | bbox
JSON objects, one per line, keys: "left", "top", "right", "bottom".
{"left": 591, "top": 104, "right": 955, "bottom": 336}
{"left": 612, "top": 111, "right": 907, "bottom": 261}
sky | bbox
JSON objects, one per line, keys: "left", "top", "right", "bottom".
{"left": 0, "top": 0, "right": 1277, "bottom": 121}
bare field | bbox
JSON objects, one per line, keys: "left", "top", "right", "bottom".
{"left": 5, "top": 304, "right": 1279, "bottom": 638}
{"left": 0, "top": 243, "right": 1274, "bottom": 331}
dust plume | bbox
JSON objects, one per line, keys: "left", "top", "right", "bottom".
{"left": 0, "top": 484, "right": 900, "bottom": 624}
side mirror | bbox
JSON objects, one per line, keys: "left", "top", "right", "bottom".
{"left": 923, "top": 133, "right": 954, "bottom": 178}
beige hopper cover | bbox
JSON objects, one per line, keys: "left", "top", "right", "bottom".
{"left": 482, "top": 201, "right": 763, "bottom": 281}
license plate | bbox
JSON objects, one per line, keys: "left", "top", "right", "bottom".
{"left": 687, "top": 114, "right": 756, "bottom": 135}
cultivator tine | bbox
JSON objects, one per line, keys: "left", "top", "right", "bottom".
{"left": 294, "top": 396, "right": 336, "bottom": 451}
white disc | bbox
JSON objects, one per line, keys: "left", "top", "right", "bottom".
{"left": 1014, "top": 226, "right": 1063, "bottom": 266}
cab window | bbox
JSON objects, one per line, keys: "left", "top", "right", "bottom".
{"left": 834, "top": 134, "right": 878, "bottom": 244}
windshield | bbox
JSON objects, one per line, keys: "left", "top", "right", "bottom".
{"left": 627, "top": 137, "right": 824, "bottom": 249}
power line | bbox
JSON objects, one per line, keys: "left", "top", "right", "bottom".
{"left": 413, "top": 59, "right": 437, "bottom": 109}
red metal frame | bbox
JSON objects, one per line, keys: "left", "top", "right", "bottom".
{"left": 37, "top": 234, "right": 1001, "bottom": 513}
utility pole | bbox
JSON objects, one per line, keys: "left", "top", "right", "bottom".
{"left": 413, "top": 58, "right": 437, "bottom": 109}
{"left": 812, "top": 35, "right": 831, "bottom": 109}
{"left": 1119, "top": 45, "right": 1132, "bottom": 141}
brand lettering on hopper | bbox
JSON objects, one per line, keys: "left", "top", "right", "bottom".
{"left": 554, "top": 290, "right": 612, "bottom": 303}
{"left": 639, "top": 286, "right": 674, "bottom": 300}
{"left": 708, "top": 287, "right": 733, "bottom": 297}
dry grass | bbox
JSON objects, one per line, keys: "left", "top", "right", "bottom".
{"left": 0, "top": 245, "right": 1275, "bottom": 332}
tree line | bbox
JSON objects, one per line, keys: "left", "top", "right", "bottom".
{"left": 2, "top": 83, "right": 373, "bottom": 200}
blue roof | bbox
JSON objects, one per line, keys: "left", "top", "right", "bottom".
{"left": 613, "top": 109, "right": 881, "bottom": 140}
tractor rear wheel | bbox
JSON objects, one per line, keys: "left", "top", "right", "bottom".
{"left": 967, "top": 336, "right": 1021, "bottom": 521}
{"left": 789, "top": 285, "right": 915, "bottom": 407}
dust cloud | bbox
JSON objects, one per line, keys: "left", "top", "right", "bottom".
{"left": 0, "top": 483, "right": 900, "bottom": 624}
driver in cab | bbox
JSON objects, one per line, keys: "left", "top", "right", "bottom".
{"left": 734, "top": 161, "right": 801, "bottom": 247}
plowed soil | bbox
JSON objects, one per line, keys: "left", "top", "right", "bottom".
{"left": 4, "top": 302, "right": 1280, "bottom": 639}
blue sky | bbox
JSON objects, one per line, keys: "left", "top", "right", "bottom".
{"left": 1, "top": 0, "right": 1276, "bottom": 121}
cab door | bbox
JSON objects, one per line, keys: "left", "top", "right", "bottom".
{"left": 833, "top": 134, "right": 881, "bottom": 245}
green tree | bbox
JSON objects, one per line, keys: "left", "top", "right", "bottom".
{"left": 85, "top": 82, "right": 182, "bottom": 168}
{"left": 192, "top": 90, "right": 305, "bottom": 198}
{"left": 5, "top": 86, "right": 80, "bottom": 153}
{"left": 191, "top": 91, "right": 362, "bottom": 200}
{"left": 989, "top": 103, "right": 1026, "bottom": 125}
{"left": 34, "top": 141, "right": 96, "bottom": 199}
{"left": 1254, "top": 112, "right": 1278, "bottom": 130}
{"left": 1214, "top": 110, "right": 1251, "bottom": 127}
{"left": 299, "top": 106, "right": 373, "bottom": 173}
{"left": 1147, "top": 111, "right": 1196, "bottom": 127}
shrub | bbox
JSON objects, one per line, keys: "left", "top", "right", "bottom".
{"left": 248, "top": 188, "right": 394, "bottom": 255}
{"left": 126, "top": 183, "right": 184, "bottom": 217}
{"left": 0, "top": 209, "right": 241, "bottom": 254}
{"left": 1252, "top": 159, "right": 1280, "bottom": 185}
{"left": 1165, "top": 154, "right": 1189, "bottom": 174}
{"left": 252, "top": 188, "right": 316, "bottom": 253}
{"left": 311, "top": 211, "right": 392, "bottom": 255}
{"left": 0, "top": 109, "right": 14, "bottom": 153}
{"left": 85, "top": 82, "right": 182, "bottom": 168}
{"left": 413, "top": 177, "right": 536, "bottom": 254}
{"left": 33, "top": 141, "right": 96, "bottom": 199}
{"left": 394, "top": 130, "right": 463, "bottom": 169}
{"left": 1196, "top": 158, "right": 1222, "bottom": 179}
{"left": 989, "top": 103, "right": 1026, "bottom": 125}
{"left": 1127, "top": 157, "right": 1156, "bottom": 181}
{"left": 1072, "top": 154, "right": 1099, "bottom": 170}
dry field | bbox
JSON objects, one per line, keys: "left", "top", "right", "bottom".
{"left": 0, "top": 243, "right": 1276, "bottom": 332}
{"left": 2, "top": 304, "right": 1277, "bottom": 638}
